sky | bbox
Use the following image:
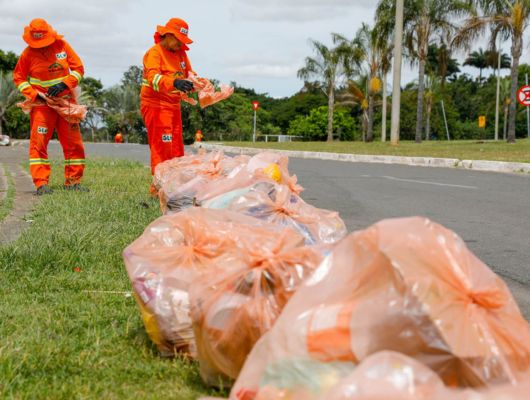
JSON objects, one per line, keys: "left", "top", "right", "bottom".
{"left": 0, "top": 0, "right": 516, "bottom": 98}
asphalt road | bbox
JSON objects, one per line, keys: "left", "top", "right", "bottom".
{"left": 46, "top": 141, "right": 530, "bottom": 319}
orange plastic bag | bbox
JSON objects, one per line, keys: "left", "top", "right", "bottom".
{"left": 197, "top": 152, "right": 303, "bottom": 204}
{"left": 188, "top": 73, "right": 234, "bottom": 109}
{"left": 156, "top": 151, "right": 247, "bottom": 213}
{"left": 17, "top": 94, "right": 87, "bottom": 123}
{"left": 223, "top": 182, "right": 347, "bottom": 245}
{"left": 189, "top": 230, "right": 325, "bottom": 386}
{"left": 123, "top": 208, "right": 288, "bottom": 356}
{"left": 230, "top": 217, "right": 530, "bottom": 399}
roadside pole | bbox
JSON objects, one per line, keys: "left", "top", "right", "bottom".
{"left": 495, "top": 47, "right": 501, "bottom": 141}
{"left": 441, "top": 100, "right": 450, "bottom": 141}
{"left": 390, "top": 0, "right": 404, "bottom": 145}
{"left": 526, "top": 74, "right": 530, "bottom": 138}
{"left": 251, "top": 101, "right": 259, "bottom": 142}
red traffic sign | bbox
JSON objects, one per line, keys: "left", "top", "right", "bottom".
{"left": 517, "top": 85, "right": 530, "bottom": 107}
{"left": 251, "top": 101, "right": 260, "bottom": 111}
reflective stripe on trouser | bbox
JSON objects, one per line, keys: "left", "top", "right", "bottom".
{"left": 29, "top": 105, "right": 86, "bottom": 187}
{"left": 141, "top": 104, "right": 184, "bottom": 174}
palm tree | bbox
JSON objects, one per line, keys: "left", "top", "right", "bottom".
{"left": 298, "top": 37, "right": 360, "bottom": 142}
{"left": 424, "top": 74, "right": 441, "bottom": 140}
{"left": 0, "top": 71, "right": 21, "bottom": 137}
{"left": 335, "top": 24, "right": 384, "bottom": 142}
{"left": 338, "top": 79, "right": 370, "bottom": 141}
{"left": 464, "top": 48, "right": 489, "bottom": 81}
{"left": 402, "top": 0, "right": 472, "bottom": 144}
{"left": 455, "top": 0, "right": 530, "bottom": 143}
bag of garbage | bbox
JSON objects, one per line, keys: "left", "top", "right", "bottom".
{"left": 235, "top": 351, "right": 444, "bottom": 400}
{"left": 229, "top": 217, "right": 530, "bottom": 398}
{"left": 197, "top": 152, "right": 303, "bottom": 204}
{"left": 123, "top": 208, "right": 287, "bottom": 357}
{"left": 221, "top": 182, "right": 347, "bottom": 245}
{"left": 157, "top": 152, "right": 246, "bottom": 213}
{"left": 189, "top": 230, "right": 325, "bottom": 386}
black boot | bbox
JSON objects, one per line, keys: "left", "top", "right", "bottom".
{"left": 35, "top": 185, "right": 53, "bottom": 195}
{"left": 64, "top": 183, "right": 89, "bottom": 192}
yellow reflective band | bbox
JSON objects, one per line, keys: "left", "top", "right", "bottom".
{"left": 71, "top": 71, "right": 83, "bottom": 82}
{"left": 64, "top": 159, "right": 86, "bottom": 165}
{"left": 153, "top": 74, "right": 162, "bottom": 92}
{"left": 28, "top": 76, "right": 66, "bottom": 87}
{"left": 141, "top": 78, "right": 150, "bottom": 88}
{"left": 17, "top": 82, "right": 31, "bottom": 91}
{"left": 29, "top": 158, "right": 50, "bottom": 165}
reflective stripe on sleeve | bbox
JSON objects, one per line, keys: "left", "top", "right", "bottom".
{"left": 17, "top": 82, "right": 31, "bottom": 92}
{"left": 152, "top": 74, "right": 162, "bottom": 92}
{"left": 71, "top": 71, "right": 83, "bottom": 82}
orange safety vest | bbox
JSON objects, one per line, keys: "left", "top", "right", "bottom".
{"left": 13, "top": 39, "right": 84, "bottom": 101}
{"left": 140, "top": 43, "right": 193, "bottom": 108}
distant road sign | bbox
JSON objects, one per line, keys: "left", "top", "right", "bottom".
{"left": 517, "top": 85, "right": 530, "bottom": 107}
{"left": 478, "top": 116, "right": 486, "bottom": 128}
{"left": 251, "top": 101, "right": 260, "bottom": 111}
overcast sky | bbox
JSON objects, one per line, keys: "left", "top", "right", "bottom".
{"left": 0, "top": 0, "right": 515, "bottom": 98}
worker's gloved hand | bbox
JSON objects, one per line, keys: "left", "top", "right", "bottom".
{"left": 47, "top": 82, "right": 68, "bottom": 97}
{"left": 173, "top": 79, "right": 193, "bottom": 93}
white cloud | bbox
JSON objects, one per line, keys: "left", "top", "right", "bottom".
{"left": 229, "top": 0, "right": 375, "bottom": 22}
{"left": 228, "top": 63, "right": 300, "bottom": 78}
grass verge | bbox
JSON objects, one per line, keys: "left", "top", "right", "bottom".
{"left": 0, "top": 164, "right": 16, "bottom": 223}
{"left": 223, "top": 139, "right": 530, "bottom": 163}
{"left": 0, "top": 158, "right": 225, "bottom": 399}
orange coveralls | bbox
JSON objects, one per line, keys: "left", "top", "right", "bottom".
{"left": 140, "top": 43, "right": 193, "bottom": 174}
{"left": 13, "top": 39, "right": 85, "bottom": 188}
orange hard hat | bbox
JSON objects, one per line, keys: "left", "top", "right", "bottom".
{"left": 156, "top": 18, "right": 193, "bottom": 45}
{"left": 22, "top": 18, "right": 62, "bottom": 48}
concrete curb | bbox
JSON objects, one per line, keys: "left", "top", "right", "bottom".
{"left": 195, "top": 143, "right": 530, "bottom": 175}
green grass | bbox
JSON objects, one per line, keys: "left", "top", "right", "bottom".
{"left": 223, "top": 139, "right": 530, "bottom": 163}
{"left": 0, "top": 159, "right": 226, "bottom": 399}
{"left": 0, "top": 164, "right": 16, "bottom": 223}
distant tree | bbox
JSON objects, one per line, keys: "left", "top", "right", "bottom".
{"left": 287, "top": 106, "right": 358, "bottom": 141}
{"left": 0, "top": 50, "right": 18, "bottom": 72}
{"left": 298, "top": 37, "right": 360, "bottom": 142}
{"left": 121, "top": 65, "right": 143, "bottom": 90}
{"left": 455, "top": 0, "right": 530, "bottom": 142}
{"left": 427, "top": 43, "right": 460, "bottom": 83}
{"left": 0, "top": 71, "right": 22, "bottom": 137}
{"left": 102, "top": 85, "right": 142, "bottom": 141}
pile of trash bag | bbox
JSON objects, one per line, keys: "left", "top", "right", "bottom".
{"left": 227, "top": 217, "right": 530, "bottom": 399}
{"left": 124, "top": 149, "right": 530, "bottom": 399}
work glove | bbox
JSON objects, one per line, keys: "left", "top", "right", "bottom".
{"left": 47, "top": 82, "right": 68, "bottom": 97}
{"left": 173, "top": 79, "right": 193, "bottom": 93}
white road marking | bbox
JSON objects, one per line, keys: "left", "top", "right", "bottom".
{"left": 381, "top": 175, "right": 479, "bottom": 189}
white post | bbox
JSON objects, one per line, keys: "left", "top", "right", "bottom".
{"left": 526, "top": 74, "right": 530, "bottom": 139}
{"left": 390, "top": 0, "right": 405, "bottom": 145}
{"left": 495, "top": 46, "right": 501, "bottom": 141}
{"left": 441, "top": 100, "right": 450, "bottom": 141}
{"left": 382, "top": 73, "right": 388, "bottom": 142}
{"left": 253, "top": 110, "right": 257, "bottom": 142}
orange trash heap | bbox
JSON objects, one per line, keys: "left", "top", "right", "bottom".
{"left": 124, "top": 150, "right": 530, "bottom": 399}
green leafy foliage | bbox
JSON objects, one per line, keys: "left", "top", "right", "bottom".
{"left": 287, "top": 106, "right": 359, "bottom": 141}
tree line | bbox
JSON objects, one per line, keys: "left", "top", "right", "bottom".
{"left": 2, "top": 0, "right": 530, "bottom": 143}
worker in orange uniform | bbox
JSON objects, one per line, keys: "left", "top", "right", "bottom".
{"left": 114, "top": 132, "right": 123, "bottom": 143}
{"left": 140, "top": 18, "right": 195, "bottom": 187}
{"left": 13, "top": 18, "right": 88, "bottom": 195}
{"left": 195, "top": 129, "right": 203, "bottom": 142}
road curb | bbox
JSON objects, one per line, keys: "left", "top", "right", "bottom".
{"left": 195, "top": 143, "right": 530, "bottom": 175}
